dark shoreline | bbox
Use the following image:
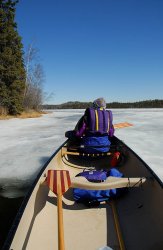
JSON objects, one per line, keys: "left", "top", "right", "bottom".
{"left": 0, "top": 196, "right": 24, "bottom": 249}
{"left": 42, "top": 99, "right": 163, "bottom": 109}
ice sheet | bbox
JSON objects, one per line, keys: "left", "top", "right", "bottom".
{"left": 0, "top": 109, "right": 162, "bottom": 197}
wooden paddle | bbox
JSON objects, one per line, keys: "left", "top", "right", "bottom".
{"left": 47, "top": 170, "right": 71, "bottom": 250}
{"left": 114, "top": 122, "right": 133, "bottom": 129}
{"left": 111, "top": 201, "right": 126, "bottom": 250}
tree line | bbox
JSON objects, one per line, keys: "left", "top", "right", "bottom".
{"left": 42, "top": 99, "right": 163, "bottom": 109}
{"left": 0, "top": 0, "right": 44, "bottom": 115}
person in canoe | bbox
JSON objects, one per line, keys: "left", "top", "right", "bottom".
{"left": 65, "top": 97, "right": 115, "bottom": 153}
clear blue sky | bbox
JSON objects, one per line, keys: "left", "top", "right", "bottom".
{"left": 16, "top": 0, "right": 163, "bottom": 104}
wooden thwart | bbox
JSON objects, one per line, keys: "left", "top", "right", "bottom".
{"left": 62, "top": 150, "right": 112, "bottom": 157}
{"left": 46, "top": 170, "right": 146, "bottom": 191}
{"left": 71, "top": 176, "right": 146, "bottom": 190}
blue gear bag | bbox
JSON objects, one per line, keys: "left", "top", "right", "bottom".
{"left": 73, "top": 168, "right": 123, "bottom": 204}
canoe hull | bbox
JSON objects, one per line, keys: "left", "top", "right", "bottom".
{"left": 3, "top": 137, "right": 163, "bottom": 250}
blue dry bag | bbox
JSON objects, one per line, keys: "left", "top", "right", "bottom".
{"left": 73, "top": 168, "right": 123, "bottom": 206}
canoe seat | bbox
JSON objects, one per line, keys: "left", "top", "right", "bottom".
{"left": 62, "top": 150, "right": 112, "bottom": 157}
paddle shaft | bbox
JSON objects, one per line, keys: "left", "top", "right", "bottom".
{"left": 111, "top": 201, "right": 126, "bottom": 250}
{"left": 57, "top": 184, "right": 65, "bottom": 250}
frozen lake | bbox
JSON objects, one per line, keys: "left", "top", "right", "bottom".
{"left": 0, "top": 109, "right": 163, "bottom": 198}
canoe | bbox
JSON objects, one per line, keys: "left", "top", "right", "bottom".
{"left": 3, "top": 136, "right": 163, "bottom": 250}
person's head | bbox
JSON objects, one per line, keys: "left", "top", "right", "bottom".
{"left": 92, "top": 97, "right": 106, "bottom": 109}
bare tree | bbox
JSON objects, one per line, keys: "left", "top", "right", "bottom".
{"left": 23, "top": 43, "right": 45, "bottom": 110}
{"left": 43, "top": 92, "right": 55, "bottom": 104}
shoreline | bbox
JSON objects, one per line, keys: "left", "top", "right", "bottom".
{"left": 0, "top": 110, "right": 48, "bottom": 120}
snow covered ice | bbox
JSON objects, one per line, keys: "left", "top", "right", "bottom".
{"left": 0, "top": 109, "right": 163, "bottom": 198}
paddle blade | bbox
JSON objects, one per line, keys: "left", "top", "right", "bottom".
{"left": 47, "top": 170, "right": 71, "bottom": 195}
{"left": 114, "top": 122, "right": 133, "bottom": 129}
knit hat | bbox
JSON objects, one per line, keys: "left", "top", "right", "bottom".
{"left": 93, "top": 97, "right": 106, "bottom": 109}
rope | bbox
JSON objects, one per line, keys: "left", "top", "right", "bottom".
{"left": 126, "top": 177, "right": 145, "bottom": 188}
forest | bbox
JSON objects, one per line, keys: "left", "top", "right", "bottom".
{"left": 42, "top": 99, "right": 163, "bottom": 109}
{"left": 0, "top": 0, "right": 43, "bottom": 116}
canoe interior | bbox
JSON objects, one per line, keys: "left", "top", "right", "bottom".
{"left": 4, "top": 137, "right": 163, "bottom": 250}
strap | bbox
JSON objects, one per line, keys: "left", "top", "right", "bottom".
{"left": 95, "top": 109, "right": 99, "bottom": 131}
{"left": 108, "top": 110, "right": 113, "bottom": 133}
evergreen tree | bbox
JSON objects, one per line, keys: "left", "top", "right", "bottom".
{"left": 0, "top": 0, "right": 25, "bottom": 114}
